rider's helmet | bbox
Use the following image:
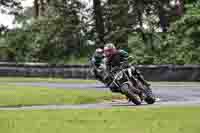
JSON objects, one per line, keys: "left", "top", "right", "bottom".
{"left": 94, "top": 48, "right": 104, "bottom": 57}
{"left": 103, "top": 43, "right": 116, "bottom": 58}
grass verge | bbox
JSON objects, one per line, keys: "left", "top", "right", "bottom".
{"left": 1, "top": 77, "right": 200, "bottom": 84}
{"left": 1, "top": 77, "right": 200, "bottom": 85}
{"left": 0, "top": 77, "right": 97, "bottom": 83}
{"left": 0, "top": 84, "right": 124, "bottom": 107}
{"left": 0, "top": 107, "right": 200, "bottom": 133}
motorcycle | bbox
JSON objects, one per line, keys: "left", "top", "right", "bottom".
{"left": 109, "top": 66, "right": 156, "bottom": 105}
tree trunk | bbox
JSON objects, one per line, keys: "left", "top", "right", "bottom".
{"left": 136, "top": 0, "right": 147, "bottom": 42}
{"left": 93, "top": 0, "right": 105, "bottom": 47}
{"left": 107, "top": 0, "right": 128, "bottom": 49}
{"left": 40, "top": 0, "right": 45, "bottom": 16}
{"left": 34, "top": 0, "right": 39, "bottom": 18}
{"left": 158, "top": 1, "right": 169, "bottom": 32}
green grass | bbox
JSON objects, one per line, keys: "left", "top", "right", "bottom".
{"left": 1, "top": 77, "right": 200, "bottom": 85}
{"left": 0, "top": 84, "right": 124, "bottom": 107}
{"left": 0, "top": 77, "right": 97, "bottom": 83}
{"left": 0, "top": 107, "right": 200, "bottom": 133}
{"left": 64, "top": 56, "right": 88, "bottom": 64}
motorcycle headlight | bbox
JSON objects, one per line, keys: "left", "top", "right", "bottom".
{"left": 114, "top": 71, "right": 123, "bottom": 80}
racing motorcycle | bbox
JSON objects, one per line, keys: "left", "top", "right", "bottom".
{"left": 109, "top": 65, "right": 156, "bottom": 105}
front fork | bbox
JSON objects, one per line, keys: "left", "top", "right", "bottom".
{"left": 130, "top": 67, "right": 150, "bottom": 88}
{"left": 127, "top": 67, "right": 151, "bottom": 100}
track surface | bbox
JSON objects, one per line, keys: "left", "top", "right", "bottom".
{"left": 1, "top": 82, "right": 200, "bottom": 110}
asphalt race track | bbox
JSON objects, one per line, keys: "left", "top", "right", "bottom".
{"left": 1, "top": 82, "right": 200, "bottom": 110}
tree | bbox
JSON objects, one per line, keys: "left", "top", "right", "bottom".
{"left": 92, "top": 0, "right": 106, "bottom": 48}
{"left": 30, "top": 0, "right": 87, "bottom": 62}
{"left": 33, "top": 0, "right": 50, "bottom": 18}
{"left": 0, "top": 0, "right": 21, "bottom": 11}
{"left": 2, "top": 0, "right": 198, "bottom": 64}
{"left": 105, "top": 0, "right": 128, "bottom": 49}
{"left": 0, "top": 0, "right": 22, "bottom": 32}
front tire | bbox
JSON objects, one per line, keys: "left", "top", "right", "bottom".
{"left": 136, "top": 81, "right": 156, "bottom": 104}
{"left": 121, "top": 83, "right": 142, "bottom": 105}
{"left": 144, "top": 87, "right": 156, "bottom": 104}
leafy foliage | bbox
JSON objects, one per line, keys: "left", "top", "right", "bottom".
{"left": 0, "top": 0, "right": 200, "bottom": 64}
{"left": 128, "top": 1, "right": 200, "bottom": 65}
{"left": 1, "top": 0, "right": 93, "bottom": 63}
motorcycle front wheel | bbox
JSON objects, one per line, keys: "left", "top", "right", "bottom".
{"left": 121, "top": 83, "right": 142, "bottom": 105}
{"left": 136, "top": 81, "right": 156, "bottom": 104}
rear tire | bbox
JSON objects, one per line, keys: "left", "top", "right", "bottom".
{"left": 121, "top": 83, "right": 142, "bottom": 105}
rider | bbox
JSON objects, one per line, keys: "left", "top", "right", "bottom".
{"left": 104, "top": 43, "right": 129, "bottom": 71}
{"left": 90, "top": 48, "right": 106, "bottom": 83}
{"left": 103, "top": 43, "right": 150, "bottom": 93}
